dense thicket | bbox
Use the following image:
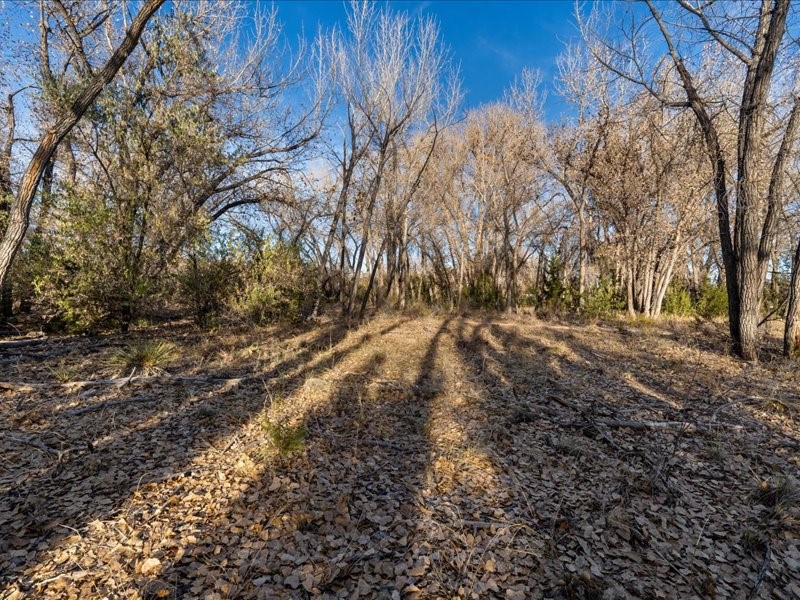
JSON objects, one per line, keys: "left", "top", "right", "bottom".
{"left": 1, "top": 0, "right": 799, "bottom": 358}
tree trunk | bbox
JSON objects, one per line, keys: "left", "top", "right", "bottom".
{"left": 784, "top": 235, "right": 800, "bottom": 357}
{"left": 398, "top": 211, "right": 409, "bottom": 310}
{"left": 626, "top": 264, "right": 635, "bottom": 318}
{"left": 577, "top": 203, "right": 586, "bottom": 308}
{"left": 0, "top": 0, "right": 164, "bottom": 290}
{"left": 359, "top": 238, "right": 386, "bottom": 320}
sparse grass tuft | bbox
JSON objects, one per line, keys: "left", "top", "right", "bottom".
{"left": 261, "top": 418, "right": 307, "bottom": 457}
{"left": 752, "top": 475, "right": 799, "bottom": 513}
{"left": 47, "top": 362, "right": 79, "bottom": 383}
{"left": 741, "top": 527, "right": 769, "bottom": 553}
{"left": 107, "top": 340, "right": 178, "bottom": 376}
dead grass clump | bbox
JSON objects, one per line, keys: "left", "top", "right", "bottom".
{"left": 106, "top": 340, "right": 177, "bottom": 375}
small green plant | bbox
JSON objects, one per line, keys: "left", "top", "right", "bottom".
{"left": 741, "top": 527, "right": 769, "bottom": 553}
{"left": 47, "top": 362, "right": 79, "bottom": 383}
{"left": 107, "top": 340, "right": 177, "bottom": 375}
{"left": 261, "top": 417, "right": 308, "bottom": 457}
{"left": 751, "top": 476, "right": 799, "bottom": 514}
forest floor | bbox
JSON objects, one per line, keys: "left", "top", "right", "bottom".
{"left": 1, "top": 312, "right": 799, "bottom": 599}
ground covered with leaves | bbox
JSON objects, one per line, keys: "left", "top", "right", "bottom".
{"left": 1, "top": 313, "right": 799, "bottom": 599}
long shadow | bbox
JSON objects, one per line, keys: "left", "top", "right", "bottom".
{"left": 151, "top": 317, "right": 451, "bottom": 598}
{"left": 466, "top": 318, "right": 799, "bottom": 597}
{"left": 0, "top": 319, "right": 378, "bottom": 593}
{"left": 4, "top": 315, "right": 797, "bottom": 596}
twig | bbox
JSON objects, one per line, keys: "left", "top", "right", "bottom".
{"left": 746, "top": 541, "right": 771, "bottom": 600}
{"left": 709, "top": 397, "right": 763, "bottom": 422}
{"left": 5, "top": 434, "right": 56, "bottom": 456}
{"left": 357, "top": 438, "right": 412, "bottom": 452}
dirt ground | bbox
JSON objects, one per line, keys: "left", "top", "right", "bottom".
{"left": 1, "top": 313, "right": 799, "bottom": 599}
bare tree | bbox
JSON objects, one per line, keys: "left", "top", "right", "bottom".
{"left": 582, "top": 0, "right": 799, "bottom": 359}
{"left": 320, "top": 1, "right": 455, "bottom": 318}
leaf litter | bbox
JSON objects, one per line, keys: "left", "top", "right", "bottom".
{"left": 0, "top": 315, "right": 799, "bottom": 598}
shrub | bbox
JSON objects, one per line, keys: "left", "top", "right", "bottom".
{"left": 537, "top": 256, "right": 575, "bottom": 313}
{"left": 233, "top": 241, "right": 315, "bottom": 324}
{"left": 663, "top": 284, "right": 694, "bottom": 317}
{"left": 178, "top": 243, "right": 240, "bottom": 324}
{"left": 464, "top": 272, "right": 504, "bottom": 309}
{"left": 583, "top": 279, "right": 624, "bottom": 319}
{"left": 32, "top": 184, "right": 203, "bottom": 332}
{"left": 696, "top": 283, "right": 728, "bottom": 320}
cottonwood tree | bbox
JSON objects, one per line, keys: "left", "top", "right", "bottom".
{"left": 582, "top": 0, "right": 800, "bottom": 359}
{"left": 0, "top": 0, "right": 165, "bottom": 299}
{"left": 539, "top": 49, "right": 610, "bottom": 306}
{"left": 585, "top": 93, "right": 711, "bottom": 317}
{"left": 785, "top": 173, "right": 800, "bottom": 354}
{"left": 459, "top": 103, "right": 548, "bottom": 311}
{"left": 405, "top": 99, "right": 557, "bottom": 311}
{"left": 317, "top": 1, "right": 456, "bottom": 318}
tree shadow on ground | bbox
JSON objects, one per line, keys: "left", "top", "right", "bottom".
{"left": 462, "top": 318, "right": 798, "bottom": 598}
{"left": 150, "top": 317, "right": 451, "bottom": 598}
{"left": 0, "top": 319, "right": 379, "bottom": 594}
{"left": 2, "top": 314, "right": 797, "bottom": 598}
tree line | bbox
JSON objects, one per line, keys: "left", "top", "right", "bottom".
{"left": 1, "top": 0, "right": 799, "bottom": 359}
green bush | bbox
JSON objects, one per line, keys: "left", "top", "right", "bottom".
{"left": 233, "top": 241, "right": 315, "bottom": 324}
{"left": 464, "top": 272, "right": 504, "bottom": 309}
{"left": 32, "top": 184, "right": 203, "bottom": 332}
{"left": 696, "top": 283, "right": 729, "bottom": 320}
{"left": 537, "top": 256, "right": 575, "bottom": 313}
{"left": 583, "top": 279, "right": 624, "bottom": 319}
{"left": 178, "top": 243, "right": 240, "bottom": 324}
{"left": 663, "top": 284, "right": 694, "bottom": 317}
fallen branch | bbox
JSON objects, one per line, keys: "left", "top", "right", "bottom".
{"left": 515, "top": 406, "right": 746, "bottom": 433}
{"left": 0, "top": 337, "right": 47, "bottom": 349}
{"left": 356, "top": 438, "right": 412, "bottom": 452}
{"left": 590, "top": 416, "right": 745, "bottom": 432}
{"left": 62, "top": 396, "right": 158, "bottom": 416}
{"left": 4, "top": 434, "right": 83, "bottom": 459}
{"left": 0, "top": 373, "right": 261, "bottom": 392}
{"left": 5, "top": 434, "right": 56, "bottom": 456}
{"left": 0, "top": 381, "right": 37, "bottom": 392}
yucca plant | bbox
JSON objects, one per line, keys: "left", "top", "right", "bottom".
{"left": 107, "top": 340, "right": 177, "bottom": 376}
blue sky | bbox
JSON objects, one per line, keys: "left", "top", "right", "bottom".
{"left": 275, "top": 1, "right": 583, "bottom": 120}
